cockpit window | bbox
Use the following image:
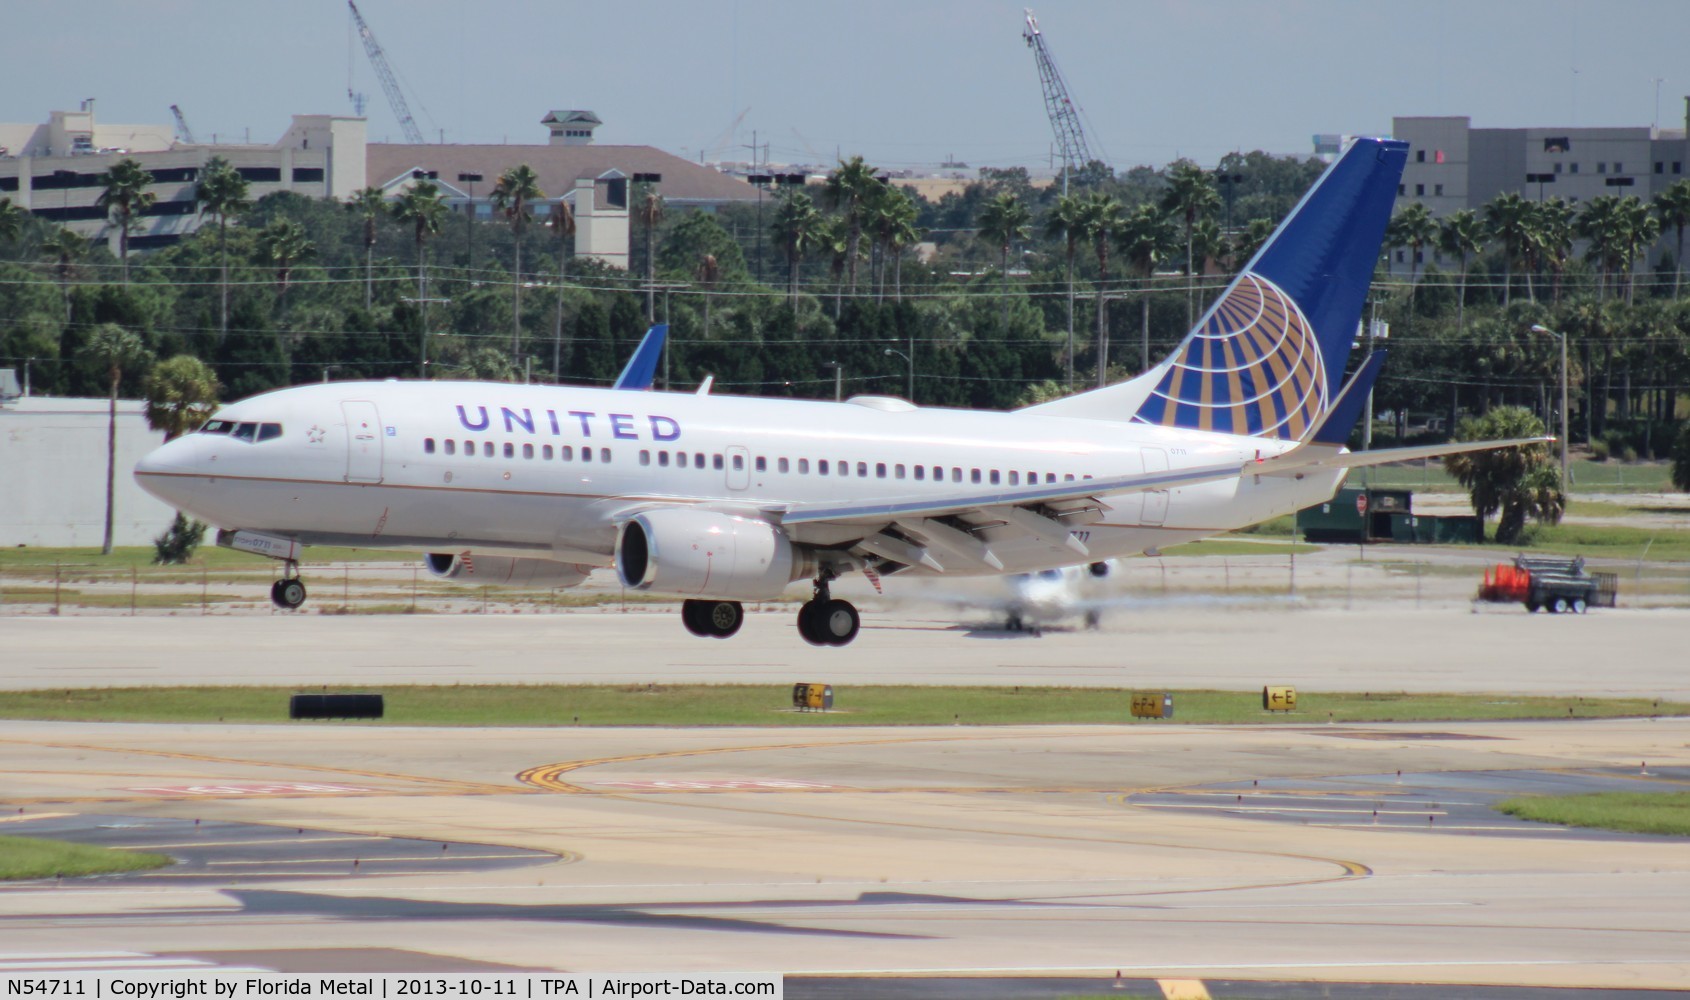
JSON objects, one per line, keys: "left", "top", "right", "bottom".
{"left": 200, "top": 420, "right": 234, "bottom": 435}
{"left": 231, "top": 422, "right": 258, "bottom": 442}
{"left": 256, "top": 423, "right": 283, "bottom": 442}
{"left": 200, "top": 420, "right": 282, "bottom": 442}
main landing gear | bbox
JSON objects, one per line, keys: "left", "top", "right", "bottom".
{"left": 270, "top": 561, "right": 307, "bottom": 610}
{"left": 796, "top": 569, "right": 859, "bottom": 647}
{"left": 681, "top": 599, "right": 744, "bottom": 638}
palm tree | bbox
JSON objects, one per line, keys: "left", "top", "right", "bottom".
{"left": 40, "top": 227, "right": 88, "bottom": 326}
{"left": 1044, "top": 194, "right": 1085, "bottom": 387}
{"left": 1616, "top": 195, "right": 1660, "bottom": 304}
{"left": 813, "top": 214, "right": 850, "bottom": 318}
{"left": 695, "top": 252, "right": 721, "bottom": 339}
{"left": 1578, "top": 195, "right": 1628, "bottom": 300}
{"left": 257, "top": 218, "right": 315, "bottom": 316}
{"left": 143, "top": 354, "right": 220, "bottom": 442}
{"left": 1117, "top": 203, "right": 1178, "bottom": 372}
{"left": 1654, "top": 179, "right": 1690, "bottom": 297}
{"left": 548, "top": 198, "right": 576, "bottom": 380}
{"left": 196, "top": 157, "right": 250, "bottom": 343}
{"left": 390, "top": 179, "right": 448, "bottom": 376}
{"left": 771, "top": 191, "right": 822, "bottom": 309}
{"left": 823, "top": 155, "right": 881, "bottom": 294}
{"left": 1484, "top": 192, "right": 1535, "bottom": 305}
{"left": 635, "top": 186, "right": 664, "bottom": 323}
{"left": 976, "top": 192, "right": 1032, "bottom": 330}
{"left": 1160, "top": 161, "right": 1221, "bottom": 328}
{"left": 1387, "top": 202, "right": 1438, "bottom": 300}
{"left": 345, "top": 186, "right": 387, "bottom": 309}
{"left": 870, "top": 187, "right": 920, "bottom": 303}
{"left": 0, "top": 197, "right": 24, "bottom": 246}
{"left": 1437, "top": 209, "right": 1484, "bottom": 329}
{"left": 1232, "top": 218, "right": 1275, "bottom": 269}
{"left": 1532, "top": 198, "right": 1575, "bottom": 304}
{"left": 82, "top": 323, "right": 152, "bottom": 555}
{"left": 1190, "top": 217, "right": 1230, "bottom": 277}
{"left": 490, "top": 164, "right": 544, "bottom": 361}
{"left": 96, "top": 158, "right": 156, "bottom": 284}
{"left": 1075, "top": 191, "right": 1125, "bottom": 387}
{"left": 1444, "top": 405, "right": 1562, "bottom": 544}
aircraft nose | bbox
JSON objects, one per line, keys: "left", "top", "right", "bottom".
{"left": 134, "top": 436, "right": 202, "bottom": 509}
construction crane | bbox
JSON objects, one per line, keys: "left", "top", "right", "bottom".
{"left": 169, "top": 104, "right": 196, "bottom": 144}
{"left": 348, "top": 0, "right": 424, "bottom": 144}
{"left": 1022, "top": 8, "right": 1099, "bottom": 192}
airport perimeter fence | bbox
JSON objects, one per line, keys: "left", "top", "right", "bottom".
{"left": 2, "top": 548, "right": 1686, "bottom": 617}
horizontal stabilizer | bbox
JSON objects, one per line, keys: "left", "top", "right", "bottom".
{"left": 1250, "top": 436, "right": 1553, "bottom": 476}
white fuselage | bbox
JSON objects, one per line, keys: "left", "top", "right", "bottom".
{"left": 135, "top": 380, "right": 1345, "bottom": 579}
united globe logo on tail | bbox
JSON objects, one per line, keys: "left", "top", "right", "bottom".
{"left": 1132, "top": 271, "right": 1326, "bottom": 441}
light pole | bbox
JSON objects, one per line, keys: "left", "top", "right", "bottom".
{"left": 884, "top": 348, "right": 912, "bottom": 401}
{"left": 1531, "top": 324, "right": 1570, "bottom": 487}
{"left": 823, "top": 361, "right": 844, "bottom": 402}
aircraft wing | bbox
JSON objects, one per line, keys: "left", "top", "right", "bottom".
{"left": 769, "top": 459, "right": 1244, "bottom": 569}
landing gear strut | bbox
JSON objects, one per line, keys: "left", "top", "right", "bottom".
{"left": 681, "top": 599, "right": 743, "bottom": 638}
{"left": 270, "top": 561, "right": 307, "bottom": 610}
{"left": 796, "top": 568, "right": 859, "bottom": 647}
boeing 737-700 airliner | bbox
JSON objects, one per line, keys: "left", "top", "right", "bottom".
{"left": 135, "top": 137, "right": 1538, "bottom": 647}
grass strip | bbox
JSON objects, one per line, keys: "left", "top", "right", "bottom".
{"left": 1495, "top": 792, "right": 1690, "bottom": 837}
{"left": 0, "top": 835, "right": 170, "bottom": 881}
{"left": 0, "top": 686, "right": 1682, "bottom": 727}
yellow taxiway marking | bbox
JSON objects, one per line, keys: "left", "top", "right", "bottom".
{"left": 1159, "top": 980, "right": 1211, "bottom": 1000}
{"left": 0, "top": 812, "right": 76, "bottom": 824}
{"left": 0, "top": 737, "right": 524, "bottom": 797}
{"left": 519, "top": 732, "right": 1035, "bottom": 793}
{"left": 204, "top": 853, "right": 531, "bottom": 866}
{"left": 109, "top": 836, "right": 378, "bottom": 850}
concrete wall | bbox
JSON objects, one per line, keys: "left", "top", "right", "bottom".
{"left": 0, "top": 397, "right": 174, "bottom": 548}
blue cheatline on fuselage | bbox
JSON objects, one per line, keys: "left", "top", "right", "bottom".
{"left": 1131, "top": 136, "right": 1409, "bottom": 441}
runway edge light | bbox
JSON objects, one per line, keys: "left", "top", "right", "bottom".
{"left": 1263, "top": 686, "right": 1297, "bottom": 713}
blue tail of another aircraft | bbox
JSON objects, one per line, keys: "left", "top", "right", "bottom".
{"left": 612, "top": 324, "right": 668, "bottom": 390}
{"left": 1022, "top": 137, "right": 1409, "bottom": 441}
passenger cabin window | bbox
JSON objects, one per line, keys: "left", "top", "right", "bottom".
{"left": 952, "top": 468, "right": 962, "bottom": 482}
{"left": 777, "top": 458, "right": 789, "bottom": 473}
{"left": 857, "top": 462, "right": 868, "bottom": 477}
{"left": 483, "top": 442, "right": 493, "bottom": 457}
{"left": 503, "top": 443, "right": 515, "bottom": 459}
{"left": 444, "top": 440, "right": 455, "bottom": 456}
{"left": 543, "top": 445, "right": 553, "bottom": 460}
{"left": 522, "top": 444, "right": 534, "bottom": 459}
{"left": 560, "top": 445, "right": 573, "bottom": 460}
{"left": 658, "top": 451, "right": 670, "bottom": 467}
{"left": 971, "top": 469, "right": 982, "bottom": 484}
{"left": 1009, "top": 472, "right": 1019, "bottom": 485}
{"left": 582, "top": 447, "right": 593, "bottom": 463}
{"left": 694, "top": 452, "right": 705, "bottom": 467}
{"left": 639, "top": 450, "right": 651, "bottom": 466}
{"left": 425, "top": 438, "right": 436, "bottom": 454}
{"left": 599, "top": 448, "right": 610, "bottom": 462}
{"left": 798, "top": 459, "right": 809, "bottom": 474}
{"left": 463, "top": 440, "right": 474, "bottom": 455}
{"left": 755, "top": 456, "right": 767, "bottom": 473}
{"left": 714, "top": 454, "right": 725, "bottom": 470}
{"left": 876, "top": 463, "right": 887, "bottom": 479}
{"left": 818, "top": 460, "right": 829, "bottom": 475}
{"left": 914, "top": 466, "right": 925, "bottom": 481}
{"left": 990, "top": 470, "right": 1001, "bottom": 485}
{"left": 732, "top": 455, "right": 744, "bottom": 471}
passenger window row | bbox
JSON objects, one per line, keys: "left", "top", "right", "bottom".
{"left": 635, "top": 449, "right": 1084, "bottom": 486}
{"left": 423, "top": 437, "right": 611, "bottom": 463}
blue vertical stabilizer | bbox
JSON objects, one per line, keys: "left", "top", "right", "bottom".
{"left": 613, "top": 324, "right": 668, "bottom": 390}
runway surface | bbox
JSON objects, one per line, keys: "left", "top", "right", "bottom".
{"left": 5, "top": 603, "right": 1690, "bottom": 697}
{"left": 2, "top": 606, "right": 1688, "bottom": 994}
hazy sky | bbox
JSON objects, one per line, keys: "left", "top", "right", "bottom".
{"left": 6, "top": 0, "right": 1686, "bottom": 171}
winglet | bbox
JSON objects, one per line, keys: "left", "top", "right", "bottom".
{"left": 1308, "top": 350, "right": 1387, "bottom": 446}
{"left": 612, "top": 324, "right": 668, "bottom": 390}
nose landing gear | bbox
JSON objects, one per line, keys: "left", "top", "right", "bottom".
{"left": 796, "top": 569, "right": 860, "bottom": 647}
{"left": 270, "top": 562, "right": 307, "bottom": 610}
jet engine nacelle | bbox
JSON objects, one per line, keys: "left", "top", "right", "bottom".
{"left": 424, "top": 553, "right": 593, "bottom": 589}
{"left": 616, "top": 507, "right": 811, "bottom": 601}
